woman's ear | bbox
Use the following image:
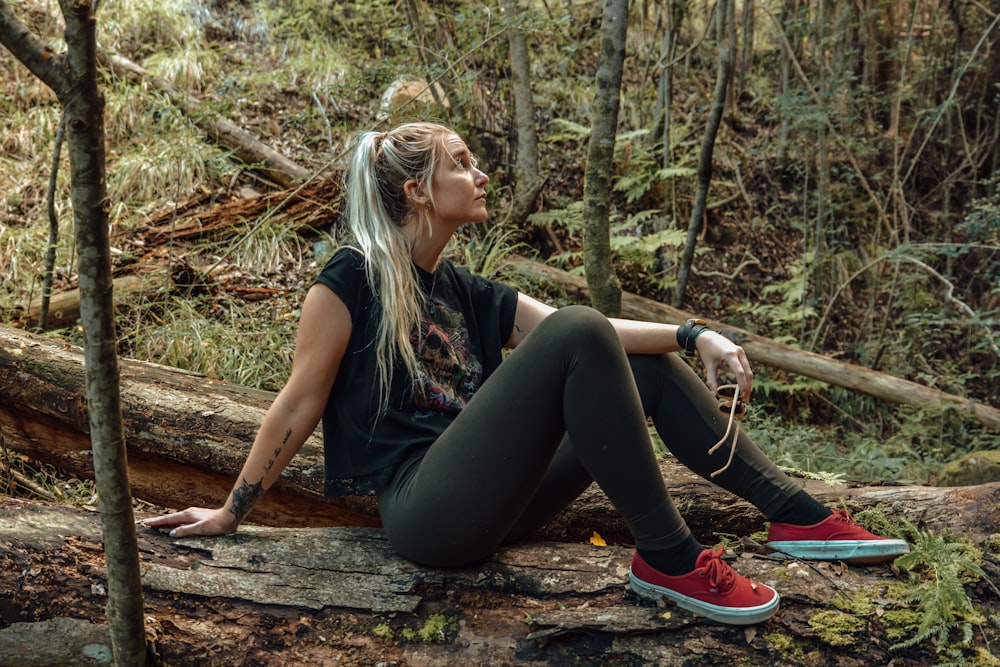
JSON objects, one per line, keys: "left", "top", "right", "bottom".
{"left": 403, "top": 179, "right": 429, "bottom": 208}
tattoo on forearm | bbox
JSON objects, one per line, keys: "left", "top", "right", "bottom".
{"left": 264, "top": 445, "right": 284, "bottom": 474}
{"left": 229, "top": 477, "right": 265, "bottom": 523}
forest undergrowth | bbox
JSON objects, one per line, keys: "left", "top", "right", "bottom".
{"left": 1, "top": 0, "right": 999, "bottom": 497}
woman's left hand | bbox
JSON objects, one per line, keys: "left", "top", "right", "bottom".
{"left": 695, "top": 331, "right": 753, "bottom": 400}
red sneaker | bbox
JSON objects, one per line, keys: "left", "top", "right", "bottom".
{"left": 628, "top": 546, "right": 779, "bottom": 625}
{"left": 767, "top": 508, "right": 910, "bottom": 564}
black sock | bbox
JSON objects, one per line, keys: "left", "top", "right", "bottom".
{"left": 767, "top": 489, "right": 832, "bottom": 526}
{"left": 637, "top": 534, "right": 706, "bottom": 575}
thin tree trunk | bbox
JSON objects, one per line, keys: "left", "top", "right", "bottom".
{"left": 39, "top": 114, "right": 65, "bottom": 331}
{"left": 505, "top": 0, "right": 547, "bottom": 228}
{"left": 59, "top": 3, "right": 146, "bottom": 665}
{"left": 582, "top": 0, "right": 628, "bottom": 317}
{"left": 673, "top": 0, "right": 733, "bottom": 307}
{"left": 0, "top": 1, "right": 148, "bottom": 664}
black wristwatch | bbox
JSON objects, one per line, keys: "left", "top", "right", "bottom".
{"left": 676, "top": 318, "right": 711, "bottom": 357}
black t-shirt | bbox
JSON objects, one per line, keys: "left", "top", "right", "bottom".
{"left": 314, "top": 247, "right": 519, "bottom": 496}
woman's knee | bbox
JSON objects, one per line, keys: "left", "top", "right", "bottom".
{"left": 536, "top": 305, "right": 619, "bottom": 351}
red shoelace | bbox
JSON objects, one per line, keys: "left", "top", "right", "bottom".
{"left": 699, "top": 546, "right": 737, "bottom": 592}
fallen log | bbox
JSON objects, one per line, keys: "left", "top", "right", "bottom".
{"left": 513, "top": 260, "right": 1000, "bottom": 430}
{"left": 1, "top": 496, "right": 996, "bottom": 666}
{"left": 100, "top": 51, "right": 312, "bottom": 188}
{"left": 3, "top": 323, "right": 1000, "bottom": 546}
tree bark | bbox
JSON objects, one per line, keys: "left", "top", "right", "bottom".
{"left": 3, "top": 321, "right": 999, "bottom": 546}
{"left": 674, "top": 0, "right": 733, "bottom": 308}
{"left": 512, "top": 259, "right": 1000, "bottom": 429}
{"left": 581, "top": 0, "right": 628, "bottom": 317}
{"left": 504, "top": 0, "right": 547, "bottom": 229}
{"left": 2, "top": 494, "right": 999, "bottom": 666}
{"left": 1, "top": 2, "right": 148, "bottom": 664}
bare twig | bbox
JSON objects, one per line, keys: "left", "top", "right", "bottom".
{"left": 692, "top": 255, "right": 760, "bottom": 280}
{"left": 810, "top": 251, "right": 1000, "bottom": 359}
{"left": 39, "top": 113, "right": 66, "bottom": 331}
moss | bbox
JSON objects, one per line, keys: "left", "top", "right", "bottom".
{"left": 382, "top": 614, "right": 459, "bottom": 644}
{"left": 881, "top": 608, "right": 922, "bottom": 642}
{"left": 763, "top": 632, "right": 808, "bottom": 659}
{"left": 830, "top": 592, "right": 877, "bottom": 616}
{"left": 970, "top": 647, "right": 1000, "bottom": 666}
{"left": 416, "top": 613, "right": 458, "bottom": 643}
{"left": 937, "top": 450, "right": 1000, "bottom": 486}
{"left": 807, "top": 610, "right": 866, "bottom": 647}
{"left": 982, "top": 534, "right": 1000, "bottom": 557}
{"left": 371, "top": 622, "right": 394, "bottom": 641}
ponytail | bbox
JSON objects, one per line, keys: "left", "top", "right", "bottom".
{"left": 342, "top": 122, "right": 453, "bottom": 409}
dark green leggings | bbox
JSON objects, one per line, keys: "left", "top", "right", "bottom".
{"left": 377, "top": 305, "right": 801, "bottom": 567}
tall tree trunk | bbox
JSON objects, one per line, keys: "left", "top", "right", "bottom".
{"left": 673, "top": 0, "right": 734, "bottom": 307}
{"left": 582, "top": 0, "right": 628, "bottom": 317}
{"left": 736, "top": 0, "right": 754, "bottom": 104}
{"left": 0, "top": 2, "right": 147, "bottom": 664}
{"left": 505, "top": 0, "right": 546, "bottom": 228}
{"left": 403, "top": 0, "right": 450, "bottom": 120}
{"left": 653, "top": 1, "right": 683, "bottom": 167}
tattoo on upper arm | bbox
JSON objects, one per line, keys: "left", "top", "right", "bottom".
{"left": 229, "top": 477, "right": 265, "bottom": 523}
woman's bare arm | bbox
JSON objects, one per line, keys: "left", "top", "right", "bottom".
{"left": 506, "top": 292, "right": 752, "bottom": 399}
{"left": 143, "top": 284, "right": 352, "bottom": 536}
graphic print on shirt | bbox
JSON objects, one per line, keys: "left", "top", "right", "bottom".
{"left": 410, "top": 300, "right": 482, "bottom": 414}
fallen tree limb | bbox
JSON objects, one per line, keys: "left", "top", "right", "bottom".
{"left": 2, "top": 496, "right": 996, "bottom": 666}
{"left": 512, "top": 259, "right": 1000, "bottom": 430}
{"left": 3, "top": 323, "right": 1000, "bottom": 545}
{"left": 100, "top": 51, "right": 312, "bottom": 188}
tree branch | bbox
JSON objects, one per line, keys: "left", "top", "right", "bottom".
{"left": 0, "top": 1, "right": 68, "bottom": 93}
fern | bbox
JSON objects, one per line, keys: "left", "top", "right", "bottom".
{"left": 890, "top": 525, "right": 996, "bottom": 653}
{"left": 545, "top": 118, "right": 591, "bottom": 143}
{"left": 749, "top": 253, "right": 818, "bottom": 334}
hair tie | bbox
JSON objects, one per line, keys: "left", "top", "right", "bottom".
{"left": 372, "top": 131, "right": 389, "bottom": 159}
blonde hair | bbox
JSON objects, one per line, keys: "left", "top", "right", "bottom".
{"left": 343, "top": 122, "right": 455, "bottom": 408}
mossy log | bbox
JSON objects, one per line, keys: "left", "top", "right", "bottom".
{"left": 3, "top": 323, "right": 1000, "bottom": 548}
{"left": 2, "top": 496, "right": 997, "bottom": 666}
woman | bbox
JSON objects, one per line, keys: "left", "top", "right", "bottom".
{"left": 145, "top": 122, "right": 908, "bottom": 626}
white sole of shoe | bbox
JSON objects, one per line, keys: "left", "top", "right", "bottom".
{"left": 628, "top": 569, "right": 780, "bottom": 625}
{"left": 767, "top": 539, "right": 910, "bottom": 563}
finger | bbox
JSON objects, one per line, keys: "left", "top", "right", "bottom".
{"left": 141, "top": 509, "right": 198, "bottom": 529}
{"left": 703, "top": 358, "right": 720, "bottom": 395}
{"left": 733, "top": 349, "right": 753, "bottom": 400}
{"left": 168, "top": 524, "right": 193, "bottom": 538}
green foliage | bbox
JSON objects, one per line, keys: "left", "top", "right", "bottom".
{"left": 889, "top": 524, "right": 995, "bottom": 654}
{"left": 958, "top": 185, "right": 1000, "bottom": 243}
{"left": 743, "top": 406, "right": 906, "bottom": 483}
{"left": 129, "top": 295, "right": 297, "bottom": 391}
{"left": 807, "top": 609, "right": 866, "bottom": 647}
{"left": 453, "top": 221, "right": 530, "bottom": 285}
{"left": 100, "top": 0, "right": 207, "bottom": 58}
{"left": 748, "top": 253, "right": 817, "bottom": 338}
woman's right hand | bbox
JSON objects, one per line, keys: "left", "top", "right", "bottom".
{"left": 141, "top": 506, "right": 238, "bottom": 538}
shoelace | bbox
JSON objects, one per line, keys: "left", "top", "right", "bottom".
{"left": 708, "top": 383, "right": 746, "bottom": 478}
{"left": 830, "top": 508, "right": 854, "bottom": 524}
{"left": 699, "top": 546, "right": 737, "bottom": 591}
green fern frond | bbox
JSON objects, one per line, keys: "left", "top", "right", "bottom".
{"left": 889, "top": 525, "right": 996, "bottom": 653}
{"left": 545, "top": 118, "right": 591, "bottom": 143}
